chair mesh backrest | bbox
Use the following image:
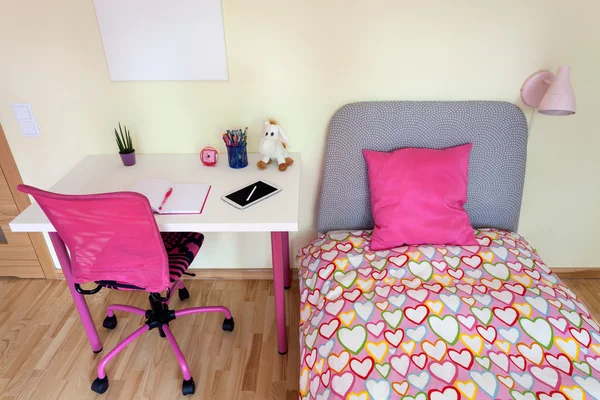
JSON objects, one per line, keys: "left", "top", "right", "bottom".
{"left": 18, "top": 185, "right": 170, "bottom": 293}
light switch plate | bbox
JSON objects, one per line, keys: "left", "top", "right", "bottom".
{"left": 12, "top": 103, "right": 40, "bottom": 136}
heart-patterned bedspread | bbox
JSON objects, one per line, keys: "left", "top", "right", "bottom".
{"left": 296, "top": 229, "right": 600, "bottom": 400}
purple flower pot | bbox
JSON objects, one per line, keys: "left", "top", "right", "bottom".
{"left": 120, "top": 151, "right": 136, "bottom": 166}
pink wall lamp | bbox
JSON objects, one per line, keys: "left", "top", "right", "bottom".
{"left": 521, "top": 66, "right": 576, "bottom": 116}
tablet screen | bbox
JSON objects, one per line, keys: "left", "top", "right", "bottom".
{"left": 224, "top": 181, "right": 279, "bottom": 208}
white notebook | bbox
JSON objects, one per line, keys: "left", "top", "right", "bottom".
{"left": 131, "top": 179, "right": 211, "bottom": 214}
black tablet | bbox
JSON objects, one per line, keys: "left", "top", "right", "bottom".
{"left": 221, "top": 180, "right": 282, "bottom": 209}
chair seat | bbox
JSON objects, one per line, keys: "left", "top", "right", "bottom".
{"left": 161, "top": 232, "right": 204, "bottom": 282}
{"left": 97, "top": 232, "right": 204, "bottom": 291}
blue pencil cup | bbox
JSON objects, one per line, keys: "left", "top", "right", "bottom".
{"left": 226, "top": 144, "right": 248, "bottom": 169}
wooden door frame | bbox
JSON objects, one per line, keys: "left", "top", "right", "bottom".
{"left": 0, "top": 124, "right": 57, "bottom": 279}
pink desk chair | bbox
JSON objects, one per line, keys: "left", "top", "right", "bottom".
{"left": 18, "top": 185, "right": 234, "bottom": 396}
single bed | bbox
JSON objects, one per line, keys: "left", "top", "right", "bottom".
{"left": 298, "top": 102, "right": 600, "bottom": 400}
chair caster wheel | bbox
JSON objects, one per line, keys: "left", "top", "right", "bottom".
{"left": 158, "top": 326, "right": 166, "bottom": 338}
{"left": 222, "top": 317, "right": 234, "bottom": 332}
{"left": 102, "top": 315, "right": 117, "bottom": 330}
{"left": 178, "top": 287, "right": 190, "bottom": 301}
{"left": 91, "top": 376, "right": 109, "bottom": 394}
{"left": 182, "top": 377, "right": 196, "bottom": 395}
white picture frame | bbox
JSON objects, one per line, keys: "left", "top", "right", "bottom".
{"left": 93, "top": 0, "right": 228, "bottom": 81}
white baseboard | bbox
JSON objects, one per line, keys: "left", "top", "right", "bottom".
{"left": 55, "top": 267, "right": 295, "bottom": 281}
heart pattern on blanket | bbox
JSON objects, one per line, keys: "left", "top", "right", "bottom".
{"left": 296, "top": 229, "right": 600, "bottom": 399}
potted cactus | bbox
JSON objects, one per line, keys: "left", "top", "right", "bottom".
{"left": 114, "top": 123, "right": 136, "bottom": 166}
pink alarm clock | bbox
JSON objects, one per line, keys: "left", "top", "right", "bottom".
{"left": 201, "top": 147, "right": 218, "bottom": 166}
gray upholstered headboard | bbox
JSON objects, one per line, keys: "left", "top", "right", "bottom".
{"left": 316, "top": 101, "right": 528, "bottom": 234}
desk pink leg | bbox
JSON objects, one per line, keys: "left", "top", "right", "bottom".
{"left": 271, "top": 232, "right": 287, "bottom": 354}
{"left": 282, "top": 232, "right": 291, "bottom": 289}
{"left": 49, "top": 232, "right": 103, "bottom": 353}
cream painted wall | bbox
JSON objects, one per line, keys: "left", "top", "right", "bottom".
{"left": 0, "top": 0, "right": 598, "bottom": 269}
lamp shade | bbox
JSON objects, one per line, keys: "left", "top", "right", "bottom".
{"left": 539, "top": 66, "right": 576, "bottom": 115}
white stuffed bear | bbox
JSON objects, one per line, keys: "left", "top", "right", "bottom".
{"left": 257, "top": 118, "right": 294, "bottom": 171}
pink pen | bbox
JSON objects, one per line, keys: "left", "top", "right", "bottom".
{"left": 158, "top": 187, "right": 173, "bottom": 211}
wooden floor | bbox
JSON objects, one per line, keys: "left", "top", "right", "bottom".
{"left": 0, "top": 277, "right": 599, "bottom": 399}
{"left": 0, "top": 279, "right": 299, "bottom": 400}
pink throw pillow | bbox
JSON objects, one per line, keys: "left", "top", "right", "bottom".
{"left": 363, "top": 144, "right": 476, "bottom": 250}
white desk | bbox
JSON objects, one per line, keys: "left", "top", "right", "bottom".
{"left": 10, "top": 153, "right": 300, "bottom": 354}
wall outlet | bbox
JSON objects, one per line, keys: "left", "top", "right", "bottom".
{"left": 12, "top": 103, "right": 40, "bottom": 136}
